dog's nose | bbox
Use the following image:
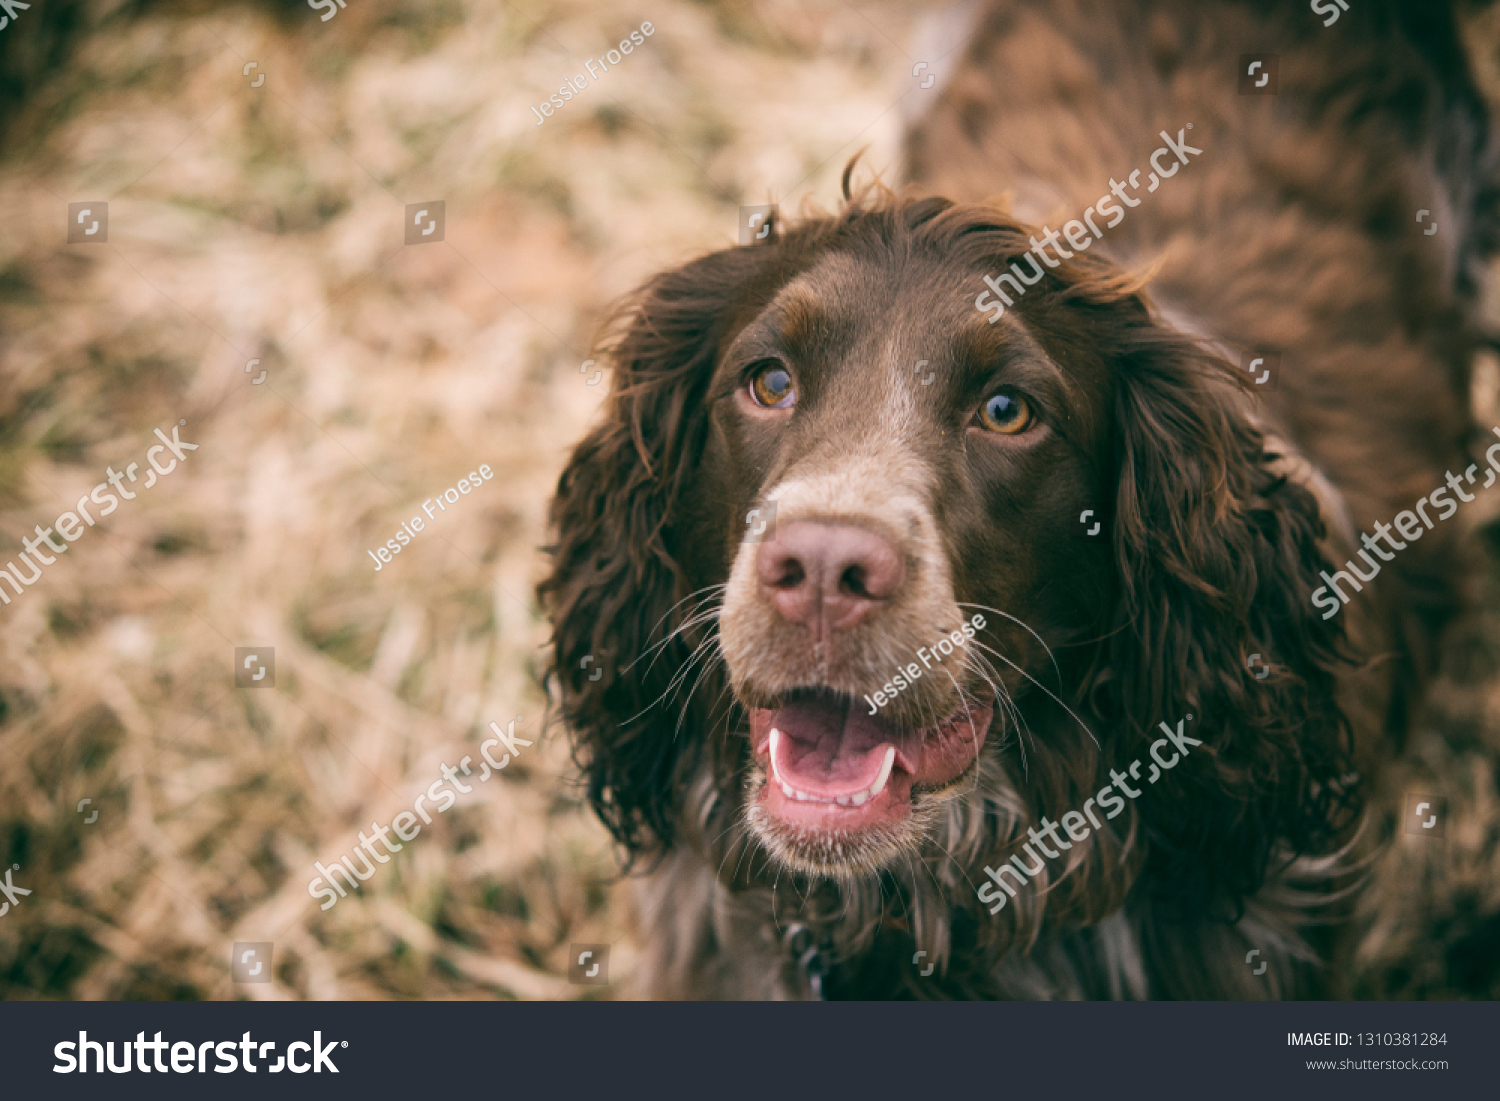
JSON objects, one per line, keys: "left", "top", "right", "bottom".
{"left": 756, "top": 521, "right": 905, "bottom": 633}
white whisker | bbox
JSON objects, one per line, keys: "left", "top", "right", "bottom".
{"left": 957, "top": 601, "right": 1063, "bottom": 688}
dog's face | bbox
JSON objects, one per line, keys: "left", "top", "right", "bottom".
{"left": 699, "top": 248, "right": 1114, "bottom": 876}
{"left": 542, "top": 196, "right": 1352, "bottom": 944}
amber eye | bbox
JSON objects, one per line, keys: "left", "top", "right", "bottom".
{"left": 749, "top": 362, "right": 796, "bottom": 408}
{"left": 977, "top": 391, "right": 1034, "bottom": 435}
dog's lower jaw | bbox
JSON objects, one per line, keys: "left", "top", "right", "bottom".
{"left": 741, "top": 762, "right": 972, "bottom": 880}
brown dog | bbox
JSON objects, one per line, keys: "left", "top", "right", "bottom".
{"left": 540, "top": 0, "right": 1497, "bottom": 999}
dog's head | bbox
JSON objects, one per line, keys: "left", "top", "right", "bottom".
{"left": 540, "top": 187, "right": 1355, "bottom": 946}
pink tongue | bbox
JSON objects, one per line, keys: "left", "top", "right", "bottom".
{"left": 766, "top": 692, "right": 919, "bottom": 795}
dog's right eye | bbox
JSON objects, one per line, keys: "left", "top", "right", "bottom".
{"left": 976, "top": 391, "right": 1035, "bottom": 435}
{"left": 748, "top": 362, "right": 796, "bottom": 409}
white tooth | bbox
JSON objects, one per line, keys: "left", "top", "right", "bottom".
{"left": 851, "top": 791, "right": 868, "bottom": 807}
{"left": 837, "top": 795, "right": 851, "bottom": 806}
{"left": 781, "top": 781, "right": 795, "bottom": 798}
{"left": 868, "top": 747, "right": 896, "bottom": 799}
{"left": 768, "top": 728, "right": 783, "bottom": 783}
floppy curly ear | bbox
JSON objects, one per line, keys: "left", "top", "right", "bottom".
{"left": 538, "top": 244, "right": 774, "bottom": 860}
{"left": 1094, "top": 329, "right": 1357, "bottom": 918}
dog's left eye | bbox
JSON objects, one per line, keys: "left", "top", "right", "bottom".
{"left": 749, "top": 362, "right": 796, "bottom": 408}
{"left": 976, "top": 391, "right": 1034, "bottom": 435}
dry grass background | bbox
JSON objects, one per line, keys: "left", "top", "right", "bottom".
{"left": 0, "top": 0, "right": 927, "bottom": 999}
{"left": 1, "top": 0, "right": 1498, "bottom": 1001}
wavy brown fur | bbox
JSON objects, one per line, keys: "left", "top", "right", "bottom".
{"left": 539, "top": 0, "right": 1492, "bottom": 999}
{"left": 538, "top": 193, "right": 1371, "bottom": 998}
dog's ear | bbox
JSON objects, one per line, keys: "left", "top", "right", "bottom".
{"left": 1093, "top": 330, "right": 1358, "bottom": 919}
{"left": 538, "top": 244, "right": 776, "bottom": 861}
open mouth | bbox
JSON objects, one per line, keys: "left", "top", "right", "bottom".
{"left": 748, "top": 689, "right": 992, "bottom": 830}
